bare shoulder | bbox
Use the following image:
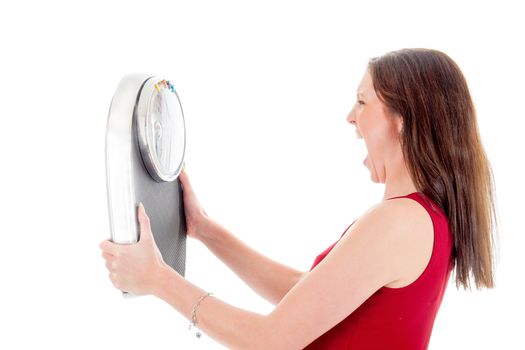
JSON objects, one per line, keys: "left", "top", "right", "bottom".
{"left": 358, "top": 197, "right": 432, "bottom": 228}
{"left": 261, "top": 196, "right": 434, "bottom": 348}
{"left": 348, "top": 197, "right": 434, "bottom": 288}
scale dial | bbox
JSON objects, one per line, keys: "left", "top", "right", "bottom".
{"left": 136, "top": 77, "right": 186, "bottom": 182}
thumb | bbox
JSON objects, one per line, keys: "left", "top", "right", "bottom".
{"left": 137, "top": 202, "right": 153, "bottom": 242}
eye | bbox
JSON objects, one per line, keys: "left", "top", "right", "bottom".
{"left": 357, "top": 100, "right": 365, "bottom": 106}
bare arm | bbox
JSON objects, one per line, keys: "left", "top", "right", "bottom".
{"left": 101, "top": 193, "right": 414, "bottom": 349}
{"left": 176, "top": 168, "right": 305, "bottom": 305}
{"left": 198, "top": 219, "right": 306, "bottom": 306}
{"left": 147, "top": 199, "right": 412, "bottom": 349}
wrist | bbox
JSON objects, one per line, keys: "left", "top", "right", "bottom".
{"left": 199, "top": 219, "right": 227, "bottom": 248}
{"left": 196, "top": 217, "right": 221, "bottom": 243}
{"left": 151, "top": 263, "right": 212, "bottom": 323}
{"left": 152, "top": 263, "right": 180, "bottom": 299}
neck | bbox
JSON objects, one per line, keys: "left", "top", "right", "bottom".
{"left": 382, "top": 150, "right": 418, "bottom": 201}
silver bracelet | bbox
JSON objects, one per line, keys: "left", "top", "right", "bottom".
{"left": 188, "top": 292, "right": 213, "bottom": 338}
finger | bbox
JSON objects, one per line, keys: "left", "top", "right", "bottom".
{"left": 137, "top": 203, "right": 153, "bottom": 242}
{"left": 103, "top": 253, "right": 113, "bottom": 261}
{"left": 178, "top": 168, "right": 193, "bottom": 193}
{"left": 179, "top": 168, "right": 186, "bottom": 191}
{"left": 109, "top": 272, "right": 120, "bottom": 289}
{"left": 102, "top": 251, "right": 114, "bottom": 260}
{"left": 100, "top": 239, "right": 119, "bottom": 255}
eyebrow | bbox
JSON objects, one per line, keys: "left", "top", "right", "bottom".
{"left": 357, "top": 91, "right": 365, "bottom": 98}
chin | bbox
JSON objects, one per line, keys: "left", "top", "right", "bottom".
{"left": 369, "top": 171, "right": 385, "bottom": 184}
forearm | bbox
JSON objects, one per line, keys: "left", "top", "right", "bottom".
{"left": 200, "top": 219, "right": 305, "bottom": 305}
{"left": 154, "top": 265, "right": 269, "bottom": 350}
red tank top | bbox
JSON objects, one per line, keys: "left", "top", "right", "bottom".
{"left": 303, "top": 192, "right": 453, "bottom": 349}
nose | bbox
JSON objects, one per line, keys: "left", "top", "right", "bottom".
{"left": 347, "top": 107, "right": 363, "bottom": 139}
{"left": 347, "top": 106, "right": 356, "bottom": 125}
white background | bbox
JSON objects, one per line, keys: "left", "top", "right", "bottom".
{"left": 1, "top": 1, "right": 523, "bottom": 349}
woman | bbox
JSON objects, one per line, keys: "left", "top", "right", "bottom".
{"left": 100, "top": 48, "right": 498, "bottom": 349}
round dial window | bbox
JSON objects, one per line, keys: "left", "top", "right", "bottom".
{"left": 136, "top": 78, "right": 186, "bottom": 182}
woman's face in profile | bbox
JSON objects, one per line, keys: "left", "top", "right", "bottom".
{"left": 347, "top": 69, "right": 403, "bottom": 183}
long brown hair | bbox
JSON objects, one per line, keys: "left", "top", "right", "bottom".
{"left": 368, "top": 48, "right": 498, "bottom": 290}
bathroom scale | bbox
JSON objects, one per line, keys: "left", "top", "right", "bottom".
{"left": 105, "top": 74, "right": 187, "bottom": 294}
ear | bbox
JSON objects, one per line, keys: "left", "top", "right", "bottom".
{"left": 394, "top": 115, "right": 404, "bottom": 134}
